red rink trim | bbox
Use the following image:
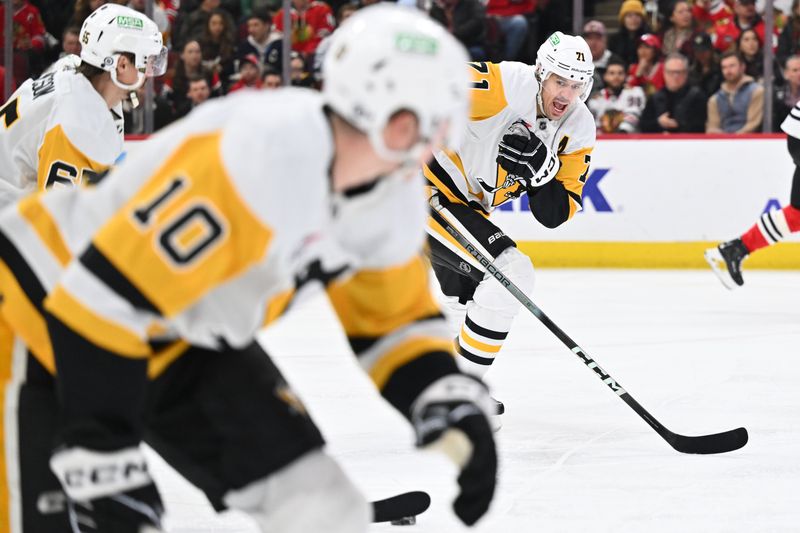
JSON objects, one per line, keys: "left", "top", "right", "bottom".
{"left": 598, "top": 133, "right": 786, "bottom": 140}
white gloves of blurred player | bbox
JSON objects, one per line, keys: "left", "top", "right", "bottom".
{"left": 496, "top": 120, "right": 560, "bottom": 189}
{"left": 50, "top": 446, "right": 164, "bottom": 533}
{"left": 411, "top": 374, "right": 497, "bottom": 526}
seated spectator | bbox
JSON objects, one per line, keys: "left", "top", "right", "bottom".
{"left": 661, "top": 1, "right": 696, "bottom": 57}
{"left": 588, "top": 58, "right": 647, "bottom": 133}
{"left": 627, "top": 33, "right": 665, "bottom": 97}
{"left": 688, "top": 32, "right": 722, "bottom": 96}
{"left": 163, "top": 40, "right": 221, "bottom": 110}
{"left": 706, "top": 51, "right": 764, "bottom": 133}
{"left": 289, "top": 50, "right": 314, "bottom": 87}
{"left": 641, "top": 52, "right": 707, "bottom": 132}
{"left": 695, "top": 0, "right": 777, "bottom": 53}
{"left": 199, "top": 9, "right": 237, "bottom": 91}
{"left": 0, "top": 0, "right": 47, "bottom": 77}
{"left": 430, "top": 0, "right": 488, "bottom": 60}
{"left": 174, "top": 0, "right": 235, "bottom": 51}
{"left": 609, "top": 0, "right": 651, "bottom": 67}
{"left": 485, "top": 0, "right": 534, "bottom": 61}
{"left": 583, "top": 20, "right": 624, "bottom": 96}
{"left": 229, "top": 54, "right": 263, "bottom": 92}
{"left": 237, "top": 11, "right": 276, "bottom": 67}
{"left": 777, "top": 0, "right": 800, "bottom": 67}
{"left": 175, "top": 74, "right": 212, "bottom": 119}
{"left": 773, "top": 54, "right": 800, "bottom": 129}
{"left": 272, "top": 0, "right": 335, "bottom": 56}
{"left": 262, "top": 67, "right": 283, "bottom": 89}
{"left": 738, "top": 28, "right": 765, "bottom": 81}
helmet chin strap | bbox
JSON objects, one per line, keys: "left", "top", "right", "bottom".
{"left": 110, "top": 63, "right": 146, "bottom": 92}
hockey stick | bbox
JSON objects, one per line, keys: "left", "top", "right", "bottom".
{"left": 429, "top": 204, "right": 748, "bottom": 455}
{"left": 372, "top": 491, "right": 431, "bottom": 525}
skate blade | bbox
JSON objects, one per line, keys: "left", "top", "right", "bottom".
{"left": 703, "top": 248, "right": 739, "bottom": 291}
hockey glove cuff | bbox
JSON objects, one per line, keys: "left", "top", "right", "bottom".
{"left": 50, "top": 446, "right": 164, "bottom": 533}
{"left": 411, "top": 374, "right": 497, "bottom": 526}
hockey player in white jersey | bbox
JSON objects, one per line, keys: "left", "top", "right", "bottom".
{"left": 0, "top": 5, "right": 497, "bottom": 533}
{"left": 424, "top": 32, "right": 596, "bottom": 415}
{"left": 0, "top": 3, "right": 166, "bottom": 207}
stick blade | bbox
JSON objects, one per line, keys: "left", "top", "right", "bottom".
{"left": 372, "top": 491, "right": 431, "bottom": 523}
{"left": 667, "top": 427, "right": 748, "bottom": 455}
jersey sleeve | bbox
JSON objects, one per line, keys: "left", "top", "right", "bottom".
{"left": 326, "top": 254, "right": 461, "bottom": 416}
{"left": 468, "top": 61, "right": 538, "bottom": 121}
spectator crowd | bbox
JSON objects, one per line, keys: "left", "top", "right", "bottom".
{"left": 2, "top": 0, "right": 799, "bottom": 134}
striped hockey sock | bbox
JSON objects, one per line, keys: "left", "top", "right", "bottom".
{"left": 741, "top": 205, "right": 800, "bottom": 252}
{"left": 455, "top": 314, "right": 509, "bottom": 378}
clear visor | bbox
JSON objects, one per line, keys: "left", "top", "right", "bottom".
{"left": 142, "top": 46, "right": 168, "bottom": 77}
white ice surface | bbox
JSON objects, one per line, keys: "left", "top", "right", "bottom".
{"left": 150, "top": 269, "right": 800, "bottom": 533}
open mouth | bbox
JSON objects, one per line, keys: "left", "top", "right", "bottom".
{"left": 552, "top": 100, "right": 568, "bottom": 115}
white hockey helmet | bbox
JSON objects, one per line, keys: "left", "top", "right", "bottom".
{"left": 322, "top": 4, "right": 470, "bottom": 163}
{"left": 79, "top": 4, "right": 167, "bottom": 91}
{"left": 536, "top": 31, "right": 595, "bottom": 103}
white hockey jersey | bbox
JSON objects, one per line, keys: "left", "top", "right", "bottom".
{"left": 781, "top": 100, "right": 800, "bottom": 139}
{"left": 0, "top": 65, "right": 123, "bottom": 208}
{"left": 587, "top": 86, "right": 646, "bottom": 133}
{"left": 424, "top": 61, "right": 596, "bottom": 220}
{"left": 0, "top": 89, "right": 452, "bottom": 396}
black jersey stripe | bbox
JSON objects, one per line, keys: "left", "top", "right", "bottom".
{"left": 455, "top": 343, "right": 494, "bottom": 366}
{"left": 465, "top": 315, "right": 508, "bottom": 341}
{"left": 79, "top": 244, "right": 161, "bottom": 315}
{"left": 567, "top": 189, "right": 583, "bottom": 207}
{"left": 425, "top": 158, "right": 471, "bottom": 205}
{"left": 0, "top": 229, "right": 47, "bottom": 312}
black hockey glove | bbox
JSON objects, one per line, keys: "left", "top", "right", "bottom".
{"left": 496, "top": 120, "right": 559, "bottom": 189}
{"left": 411, "top": 374, "right": 497, "bottom": 526}
{"left": 50, "top": 446, "right": 164, "bottom": 533}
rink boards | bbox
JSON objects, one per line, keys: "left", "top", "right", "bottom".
{"left": 126, "top": 134, "right": 800, "bottom": 269}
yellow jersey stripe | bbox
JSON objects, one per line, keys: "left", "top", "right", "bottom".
{"left": 146, "top": 340, "right": 191, "bottom": 379}
{"left": 460, "top": 326, "right": 502, "bottom": 353}
{"left": 369, "top": 337, "right": 454, "bottom": 390}
{"left": 327, "top": 256, "right": 441, "bottom": 338}
{"left": 0, "top": 259, "right": 54, "bottom": 373}
{"left": 0, "top": 318, "right": 14, "bottom": 533}
{"left": 17, "top": 195, "right": 71, "bottom": 267}
{"left": 36, "top": 125, "right": 109, "bottom": 189}
{"left": 45, "top": 286, "right": 151, "bottom": 358}
{"left": 262, "top": 289, "right": 295, "bottom": 327}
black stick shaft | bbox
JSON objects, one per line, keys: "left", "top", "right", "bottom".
{"left": 429, "top": 204, "right": 747, "bottom": 454}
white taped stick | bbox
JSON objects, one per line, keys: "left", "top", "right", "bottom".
{"left": 424, "top": 428, "right": 473, "bottom": 469}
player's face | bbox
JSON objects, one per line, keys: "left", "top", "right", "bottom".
{"left": 541, "top": 74, "right": 585, "bottom": 120}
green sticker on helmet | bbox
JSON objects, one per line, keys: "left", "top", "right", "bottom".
{"left": 396, "top": 33, "right": 438, "bottom": 55}
{"left": 549, "top": 33, "right": 560, "bottom": 46}
{"left": 116, "top": 16, "right": 144, "bottom": 29}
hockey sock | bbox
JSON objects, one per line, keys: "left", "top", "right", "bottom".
{"left": 741, "top": 205, "right": 800, "bottom": 252}
{"left": 455, "top": 311, "right": 510, "bottom": 378}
